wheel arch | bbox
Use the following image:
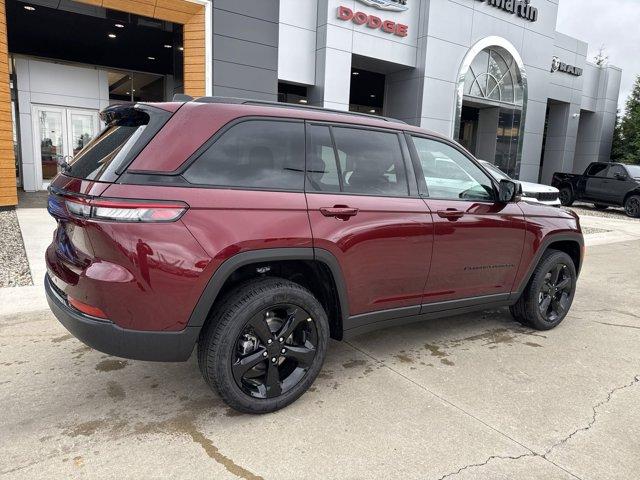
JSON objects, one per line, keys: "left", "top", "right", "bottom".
{"left": 511, "top": 233, "right": 584, "bottom": 299}
{"left": 188, "top": 248, "right": 349, "bottom": 340}
{"left": 623, "top": 189, "right": 640, "bottom": 205}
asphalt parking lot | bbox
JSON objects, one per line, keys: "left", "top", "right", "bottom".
{"left": 1, "top": 216, "right": 640, "bottom": 479}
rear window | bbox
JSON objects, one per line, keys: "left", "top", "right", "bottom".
{"left": 65, "top": 105, "right": 171, "bottom": 182}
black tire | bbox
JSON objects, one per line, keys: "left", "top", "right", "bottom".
{"left": 558, "top": 187, "right": 574, "bottom": 206}
{"left": 624, "top": 195, "right": 640, "bottom": 218}
{"left": 197, "top": 277, "right": 329, "bottom": 414}
{"left": 510, "top": 249, "right": 577, "bottom": 331}
{"left": 593, "top": 204, "right": 608, "bottom": 210}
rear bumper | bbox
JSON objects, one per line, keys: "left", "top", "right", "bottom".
{"left": 45, "top": 274, "right": 199, "bottom": 362}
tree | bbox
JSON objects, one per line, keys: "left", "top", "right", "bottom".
{"left": 611, "top": 112, "right": 624, "bottom": 161}
{"left": 617, "top": 75, "right": 640, "bottom": 164}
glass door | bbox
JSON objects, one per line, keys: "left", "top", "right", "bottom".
{"left": 67, "top": 109, "right": 99, "bottom": 156}
{"left": 33, "top": 105, "right": 66, "bottom": 184}
{"left": 32, "top": 105, "right": 100, "bottom": 189}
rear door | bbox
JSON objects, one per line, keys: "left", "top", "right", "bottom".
{"left": 407, "top": 135, "right": 526, "bottom": 304}
{"left": 305, "top": 123, "right": 433, "bottom": 318}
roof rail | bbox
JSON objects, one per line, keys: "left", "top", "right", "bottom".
{"left": 186, "top": 96, "right": 406, "bottom": 124}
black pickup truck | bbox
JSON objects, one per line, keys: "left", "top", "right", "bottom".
{"left": 552, "top": 162, "right": 640, "bottom": 217}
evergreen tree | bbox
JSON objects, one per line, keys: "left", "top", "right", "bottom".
{"left": 618, "top": 76, "right": 640, "bottom": 164}
{"left": 611, "top": 112, "right": 624, "bottom": 161}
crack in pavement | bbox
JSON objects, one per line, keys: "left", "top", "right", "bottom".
{"left": 541, "top": 374, "right": 640, "bottom": 457}
{"left": 434, "top": 375, "right": 640, "bottom": 480}
{"left": 347, "top": 339, "right": 639, "bottom": 480}
{"left": 436, "top": 453, "right": 536, "bottom": 480}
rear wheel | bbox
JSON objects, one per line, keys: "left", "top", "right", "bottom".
{"left": 593, "top": 204, "right": 608, "bottom": 210}
{"left": 510, "top": 249, "right": 577, "bottom": 330}
{"left": 624, "top": 195, "right": 640, "bottom": 218}
{"left": 558, "top": 187, "right": 574, "bottom": 206}
{"left": 198, "top": 277, "right": 329, "bottom": 414}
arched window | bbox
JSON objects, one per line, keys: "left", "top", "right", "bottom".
{"left": 463, "top": 47, "right": 524, "bottom": 106}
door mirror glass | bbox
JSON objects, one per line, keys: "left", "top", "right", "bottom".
{"left": 498, "top": 179, "right": 519, "bottom": 202}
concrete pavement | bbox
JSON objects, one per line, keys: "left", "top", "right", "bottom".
{"left": 1, "top": 207, "right": 639, "bottom": 479}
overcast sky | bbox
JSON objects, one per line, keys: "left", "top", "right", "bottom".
{"left": 556, "top": 0, "right": 639, "bottom": 114}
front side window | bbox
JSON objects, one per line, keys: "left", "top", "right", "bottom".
{"left": 608, "top": 165, "right": 626, "bottom": 179}
{"left": 332, "top": 127, "right": 408, "bottom": 196}
{"left": 184, "top": 120, "right": 305, "bottom": 190}
{"left": 412, "top": 137, "right": 495, "bottom": 201}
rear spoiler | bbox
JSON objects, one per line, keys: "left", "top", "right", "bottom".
{"left": 100, "top": 104, "right": 149, "bottom": 126}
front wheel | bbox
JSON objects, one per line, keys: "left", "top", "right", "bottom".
{"left": 510, "top": 249, "right": 577, "bottom": 330}
{"left": 198, "top": 277, "right": 329, "bottom": 414}
{"left": 558, "top": 187, "right": 574, "bottom": 206}
{"left": 624, "top": 195, "right": 640, "bottom": 218}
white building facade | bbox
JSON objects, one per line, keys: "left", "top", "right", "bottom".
{"left": 277, "top": 0, "right": 621, "bottom": 182}
{"left": 12, "top": 0, "right": 621, "bottom": 191}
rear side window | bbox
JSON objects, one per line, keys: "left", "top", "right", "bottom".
{"left": 183, "top": 120, "right": 305, "bottom": 190}
{"left": 586, "top": 163, "right": 608, "bottom": 177}
{"left": 306, "top": 125, "right": 408, "bottom": 196}
{"left": 65, "top": 105, "right": 170, "bottom": 182}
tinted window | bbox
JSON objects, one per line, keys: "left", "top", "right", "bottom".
{"left": 306, "top": 125, "right": 341, "bottom": 192}
{"left": 587, "top": 163, "right": 608, "bottom": 177}
{"left": 184, "top": 120, "right": 305, "bottom": 190}
{"left": 412, "top": 137, "right": 494, "bottom": 201}
{"left": 331, "top": 127, "right": 408, "bottom": 196}
{"left": 608, "top": 165, "right": 626, "bottom": 179}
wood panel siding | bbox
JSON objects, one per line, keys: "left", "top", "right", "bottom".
{"left": 0, "top": 0, "right": 207, "bottom": 206}
{"left": 0, "top": 0, "right": 16, "bottom": 206}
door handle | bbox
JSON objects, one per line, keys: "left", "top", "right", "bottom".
{"left": 320, "top": 205, "right": 359, "bottom": 221}
{"left": 437, "top": 209, "right": 464, "bottom": 221}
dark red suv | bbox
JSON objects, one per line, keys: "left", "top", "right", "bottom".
{"left": 46, "top": 98, "right": 584, "bottom": 413}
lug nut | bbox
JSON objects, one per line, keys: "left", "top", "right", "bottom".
{"left": 267, "top": 339, "right": 272, "bottom": 344}
{"left": 262, "top": 352, "right": 268, "bottom": 357}
{"left": 281, "top": 348, "right": 286, "bottom": 354}
{"left": 279, "top": 337, "right": 284, "bottom": 342}
{"left": 307, "top": 317, "right": 312, "bottom": 322}
{"left": 271, "top": 357, "right": 277, "bottom": 363}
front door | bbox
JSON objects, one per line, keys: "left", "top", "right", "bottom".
{"left": 305, "top": 123, "right": 433, "bottom": 318}
{"left": 582, "top": 163, "right": 610, "bottom": 202}
{"left": 32, "top": 105, "right": 100, "bottom": 189}
{"left": 408, "top": 135, "right": 526, "bottom": 303}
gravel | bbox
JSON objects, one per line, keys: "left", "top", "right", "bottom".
{"left": 569, "top": 202, "right": 639, "bottom": 221}
{"left": 0, "top": 209, "right": 33, "bottom": 287}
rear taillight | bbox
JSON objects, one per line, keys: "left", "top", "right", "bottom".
{"left": 64, "top": 197, "right": 188, "bottom": 223}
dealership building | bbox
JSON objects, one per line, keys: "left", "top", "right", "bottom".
{"left": 0, "top": 0, "right": 622, "bottom": 206}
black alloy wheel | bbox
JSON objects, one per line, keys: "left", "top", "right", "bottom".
{"left": 559, "top": 187, "right": 574, "bottom": 206}
{"left": 198, "top": 277, "right": 329, "bottom": 414}
{"left": 538, "top": 263, "right": 572, "bottom": 324}
{"left": 625, "top": 195, "right": 640, "bottom": 218}
{"left": 510, "top": 249, "right": 577, "bottom": 330}
{"left": 232, "top": 304, "right": 317, "bottom": 399}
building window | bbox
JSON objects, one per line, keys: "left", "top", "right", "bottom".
{"left": 278, "top": 82, "right": 308, "bottom": 105}
{"left": 464, "top": 47, "right": 524, "bottom": 107}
